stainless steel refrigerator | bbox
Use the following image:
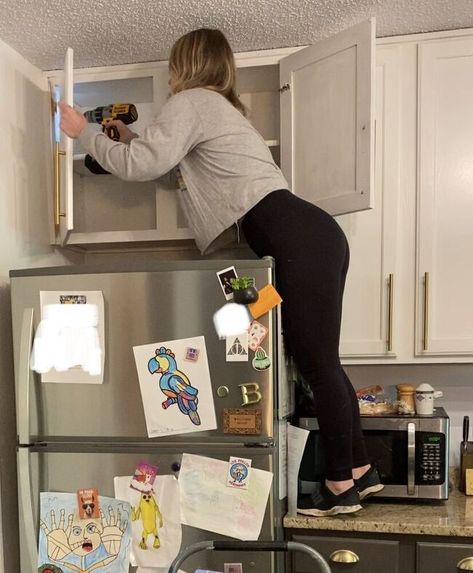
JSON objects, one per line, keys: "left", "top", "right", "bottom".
{"left": 10, "top": 259, "right": 292, "bottom": 573}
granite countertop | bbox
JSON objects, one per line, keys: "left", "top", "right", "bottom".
{"left": 284, "top": 490, "right": 473, "bottom": 537}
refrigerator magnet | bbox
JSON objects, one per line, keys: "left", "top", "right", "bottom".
{"left": 226, "top": 332, "right": 249, "bottom": 362}
{"left": 223, "top": 408, "right": 262, "bottom": 435}
{"left": 224, "top": 564, "right": 244, "bottom": 573}
{"left": 252, "top": 347, "right": 271, "bottom": 371}
{"left": 184, "top": 346, "right": 200, "bottom": 362}
{"left": 248, "top": 319, "right": 269, "bottom": 351}
{"left": 130, "top": 461, "right": 159, "bottom": 493}
{"left": 76, "top": 487, "right": 100, "bottom": 519}
{"left": 248, "top": 284, "right": 282, "bottom": 319}
{"left": 216, "top": 266, "right": 238, "bottom": 300}
{"left": 227, "top": 456, "right": 252, "bottom": 490}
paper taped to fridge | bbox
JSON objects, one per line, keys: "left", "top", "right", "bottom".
{"left": 133, "top": 336, "right": 217, "bottom": 438}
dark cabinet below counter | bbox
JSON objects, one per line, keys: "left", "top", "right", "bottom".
{"left": 287, "top": 531, "right": 473, "bottom": 573}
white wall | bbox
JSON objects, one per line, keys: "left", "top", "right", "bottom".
{"left": 0, "top": 38, "right": 79, "bottom": 573}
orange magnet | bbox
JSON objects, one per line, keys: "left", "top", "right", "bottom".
{"left": 248, "top": 284, "right": 282, "bottom": 319}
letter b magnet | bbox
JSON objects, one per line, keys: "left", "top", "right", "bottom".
{"left": 239, "top": 383, "right": 262, "bottom": 406}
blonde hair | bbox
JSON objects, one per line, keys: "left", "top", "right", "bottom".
{"left": 169, "top": 28, "right": 246, "bottom": 116}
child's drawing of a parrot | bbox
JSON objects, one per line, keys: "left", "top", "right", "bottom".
{"left": 147, "top": 347, "right": 201, "bottom": 425}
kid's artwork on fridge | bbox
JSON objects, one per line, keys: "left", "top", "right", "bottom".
{"left": 38, "top": 492, "right": 131, "bottom": 573}
{"left": 114, "top": 475, "right": 182, "bottom": 569}
{"left": 133, "top": 336, "right": 217, "bottom": 437}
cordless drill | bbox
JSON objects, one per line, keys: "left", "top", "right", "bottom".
{"left": 84, "top": 103, "right": 138, "bottom": 174}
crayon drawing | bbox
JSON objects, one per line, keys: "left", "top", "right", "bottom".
{"left": 133, "top": 336, "right": 217, "bottom": 438}
{"left": 38, "top": 492, "right": 131, "bottom": 573}
{"left": 114, "top": 475, "right": 182, "bottom": 569}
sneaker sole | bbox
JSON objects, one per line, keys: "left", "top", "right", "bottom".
{"left": 359, "top": 483, "right": 385, "bottom": 501}
{"left": 297, "top": 503, "right": 363, "bottom": 517}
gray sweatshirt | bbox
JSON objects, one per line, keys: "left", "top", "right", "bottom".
{"left": 78, "top": 87, "right": 288, "bottom": 253}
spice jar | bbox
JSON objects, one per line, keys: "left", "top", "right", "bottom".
{"left": 396, "top": 384, "right": 416, "bottom": 414}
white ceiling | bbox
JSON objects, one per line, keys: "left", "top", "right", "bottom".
{"left": 1, "top": 0, "right": 473, "bottom": 71}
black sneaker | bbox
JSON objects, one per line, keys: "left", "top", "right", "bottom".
{"left": 297, "top": 484, "right": 362, "bottom": 517}
{"left": 355, "top": 466, "right": 384, "bottom": 500}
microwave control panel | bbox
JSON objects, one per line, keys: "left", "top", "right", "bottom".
{"left": 416, "top": 433, "right": 446, "bottom": 485}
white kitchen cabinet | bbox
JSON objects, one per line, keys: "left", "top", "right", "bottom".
{"left": 340, "top": 30, "right": 473, "bottom": 363}
{"left": 415, "top": 36, "right": 473, "bottom": 357}
{"left": 338, "top": 44, "right": 401, "bottom": 359}
{"left": 44, "top": 19, "right": 375, "bottom": 250}
{"left": 46, "top": 59, "right": 196, "bottom": 248}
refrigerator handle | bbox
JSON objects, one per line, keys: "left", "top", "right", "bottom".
{"left": 18, "top": 308, "right": 34, "bottom": 445}
{"left": 18, "top": 448, "right": 38, "bottom": 569}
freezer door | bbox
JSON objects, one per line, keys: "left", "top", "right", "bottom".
{"left": 19, "top": 445, "right": 280, "bottom": 573}
{"left": 11, "top": 262, "right": 279, "bottom": 444}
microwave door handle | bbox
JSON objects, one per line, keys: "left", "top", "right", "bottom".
{"left": 407, "top": 422, "right": 416, "bottom": 495}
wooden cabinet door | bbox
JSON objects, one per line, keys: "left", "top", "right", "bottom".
{"left": 416, "top": 37, "right": 473, "bottom": 356}
{"left": 338, "top": 45, "right": 401, "bottom": 359}
{"left": 417, "top": 541, "right": 473, "bottom": 573}
{"left": 292, "top": 534, "right": 401, "bottom": 573}
{"left": 49, "top": 47, "right": 74, "bottom": 245}
{"left": 280, "top": 19, "right": 375, "bottom": 216}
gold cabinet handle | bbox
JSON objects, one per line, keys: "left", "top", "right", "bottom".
{"left": 423, "top": 271, "right": 430, "bottom": 351}
{"left": 54, "top": 142, "right": 66, "bottom": 230}
{"left": 458, "top": 557, "right": 473, "bottom": 570}
{"left": 387, "top": 273, "right": 394, "bottom": 352}
{"left": 329, "top": 549, "right": 360, "bottom": 563}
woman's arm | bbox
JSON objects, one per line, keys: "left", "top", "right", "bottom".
{"left": 60, "top": 93, "right": 203, "bottom": 182}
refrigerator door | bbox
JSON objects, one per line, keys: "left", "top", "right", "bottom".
{"left": 19, "top": 444, "right": 280, "bottom": 573}
{"left": 11, "top": 260, "right": 278, "bottom": 445}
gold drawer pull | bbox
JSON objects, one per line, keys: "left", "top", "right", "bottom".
{"left": 458, "top": 557, "right": 473, "bottom": 570}
{"left": 329, "top": 549, "right": 360, "bottom": 563}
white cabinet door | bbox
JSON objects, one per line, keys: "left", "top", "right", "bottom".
{"left": 280, "top": 19, "right": 375, "bottom": 216}
{"left": 416, "top": 38, "right": 473, "bottom": 356}
{"left": 50, "top": 47, "right": 74, "bottom": 245}
{"left": 338, "top": 45, "right": 401, "bottom": 359}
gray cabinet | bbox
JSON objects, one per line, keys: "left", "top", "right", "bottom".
{"left": 417, "top": 542, "right": 473, "bottom": 573}
{"left": 292, "top": 534, "right": 402, "bottom": 573}
{"left": 288, "top": 530, "right": 473, "bottom": 573}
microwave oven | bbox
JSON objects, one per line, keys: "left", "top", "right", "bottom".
{"left": 298, "top": 407, "right": 450, "bottom": 500}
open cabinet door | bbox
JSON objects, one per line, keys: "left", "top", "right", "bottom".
{"left": 50, "top": 47, "right": 74, "bottom": 245}
{"left": 280, "top": 19, "right": 375, "bottom": 215}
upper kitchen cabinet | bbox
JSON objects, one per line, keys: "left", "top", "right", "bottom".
{"left": 44, "top": 20, "right": 376, "bottom": 250}
{"left": 280, "top": 18, "right": 375, "bottom": 216}
{"left": 415, "top": 36, "right": 473, "bottom": 357}
{"left": 338, "top": 44, "right": 401, "bottom": 360}
{"left": 46, "top": 56, "right": 194, "bottom": 249}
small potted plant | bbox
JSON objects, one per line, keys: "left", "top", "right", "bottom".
{"left": 230, "top": 276, "right": 259, "bottom": 304}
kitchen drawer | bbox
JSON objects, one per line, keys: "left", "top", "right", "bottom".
{"left": 417, "top": 541, "right": 473, "bottom": 573}
{"left": 292, "top": 534, "right": 400, "bottom": 573}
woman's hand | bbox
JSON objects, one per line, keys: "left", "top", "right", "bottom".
{"left": 105, "top": 120, "right": 139, "bottom": 144}
{"left": 58, "top": 101, "right": 87, "bottom": 138}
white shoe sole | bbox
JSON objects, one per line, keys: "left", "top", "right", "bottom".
{"left": 358, "top": 483, "right": 385, "bottom": 501}
{"left": 297, "top": 503, "right": 363, "bottom": 517}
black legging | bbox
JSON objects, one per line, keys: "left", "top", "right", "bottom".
{"left": 242, "top": 189, "right": 369, "bottom": 481}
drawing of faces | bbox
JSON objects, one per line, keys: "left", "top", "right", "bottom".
{"left": 68, "top": 517, "right": 103, "bottom": 556}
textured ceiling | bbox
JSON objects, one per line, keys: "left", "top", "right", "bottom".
{"left": 1, "top": 0, "right": 473, "bottom": 71}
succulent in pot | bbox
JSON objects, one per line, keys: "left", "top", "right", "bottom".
{"left": 230, "top": 276, "right": 259, "bottom": 304}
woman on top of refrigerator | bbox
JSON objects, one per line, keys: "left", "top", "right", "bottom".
{"left": 59, "top": 27, "right": 384, "bottom": 517}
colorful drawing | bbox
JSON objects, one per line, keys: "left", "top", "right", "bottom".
{"left": 131, "top": 492, "right": 164, "bottom": 550}
{"left": 133, "top": 336, "right": 217, "bottom": 438}
{"left": 38, "top": 492, "right": 131, "bottom": 573}
{"left": 114, "top": 475, "right": 182, "bottom": 569}
{"left": 148, "top": 347, "right": 201, "bottom": 426}
{"left": 130, "top": 462, "right": 158, "bottom": 494}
